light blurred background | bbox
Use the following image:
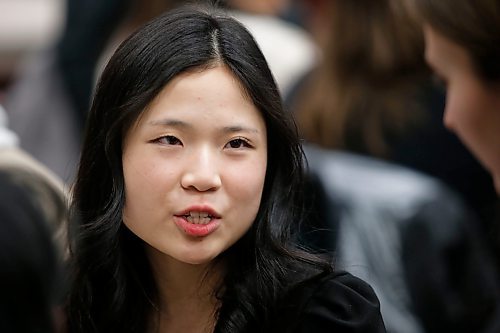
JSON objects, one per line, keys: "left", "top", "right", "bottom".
{"left": 0, "top": 0, "right": 64, "bottom": 94}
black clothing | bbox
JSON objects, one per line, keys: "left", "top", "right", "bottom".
{"left": 271, "top": 271, "right": 386, "bottom": 332}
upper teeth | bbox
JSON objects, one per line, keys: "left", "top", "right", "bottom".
{"left": 185, "top": 211, "right": 213, "bottom": 225}
{"left": 187, "top": 212, "right": 211, "bottom": 218}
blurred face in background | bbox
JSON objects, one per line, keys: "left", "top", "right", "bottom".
{"left": 423, "top": 24, "right": 500, "bottom": 194}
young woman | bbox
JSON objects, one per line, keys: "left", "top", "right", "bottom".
{"left": 413, "top": 0, "right": 500, "bottom": 193}
{"left": 66, "top": 4, "right": 385, "bottom": 333}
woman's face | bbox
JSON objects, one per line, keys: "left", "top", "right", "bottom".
{"left": 122, "top": 66, "right": 267, "bottom": 266}
{"left": 424, "top": 25, "right": 500, "bottom": 193}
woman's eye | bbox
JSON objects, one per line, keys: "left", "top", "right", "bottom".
{"left": 225, "top": 138, "right": 251, "bottom": 149}
{"left": 156, "top": 135, "right": 182, "bottom": 146}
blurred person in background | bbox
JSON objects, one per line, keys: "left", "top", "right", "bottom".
{"left": 0, "top": 106, "right": 68, "bottom": 332}
{"left": 0, "top": 104, "right": 68, "bottom": 250}
{"left": 287, "top": 0, "right": 500, "bottom": 332}
{"left": 411, "top": 1, "right": 500, "bottom": 330}
{"left": 0, "top": 171, "right": 66, "bottom": 333}
{"left": 411, "top": 0, "right": 500, "bottom": 194}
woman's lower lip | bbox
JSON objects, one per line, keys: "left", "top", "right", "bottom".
{"left": 173, "top": 216, "right": 220, "bottom": 237}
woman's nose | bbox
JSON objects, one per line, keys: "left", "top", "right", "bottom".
{"left": 180, "top": 147, "right": 222, "bottom": 192}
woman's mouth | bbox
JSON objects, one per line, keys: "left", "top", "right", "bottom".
{"left": 183, "top": 211, "right": 214, "bottom": 225}
{"left": 174, "top": 208, "right": 221, "bottom": 237}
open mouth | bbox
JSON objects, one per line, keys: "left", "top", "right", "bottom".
{"left": 182, "top": 211, "right": 214, "bottom": 225}
{"left": 173, "top": 211, "right": 221, "bottom": 237}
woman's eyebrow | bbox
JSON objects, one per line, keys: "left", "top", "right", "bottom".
{"left": 147, "top": 119, "right": 260, "bottom": 134}
{"left": 147, "top": 118, "right": 190, "bottom": 128}
{"left": 221, "top": 125, "right": 260, "bottom": 134}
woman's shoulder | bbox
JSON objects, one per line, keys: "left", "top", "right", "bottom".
{"left": 272, "top": 270, "right": 386, "bottom": 332}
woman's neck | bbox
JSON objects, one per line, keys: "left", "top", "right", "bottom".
{"left": 147, "top": 247, "right": 224, "bottom": 333}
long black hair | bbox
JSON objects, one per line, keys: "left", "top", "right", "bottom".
{"left": 67, "top": 4, "right": 332, "bottom": 332}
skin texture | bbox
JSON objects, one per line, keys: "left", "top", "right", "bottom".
{"left": 424, "top": 24, "right": 500, "bottom": 193}
{"left": 122, "top": 65, "right": 268, "bottom": 268}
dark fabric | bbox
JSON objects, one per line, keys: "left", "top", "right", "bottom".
{"left": 270, "top": 271, "right": 386, "bottom": 332}
{"left": 401, "top": 196, "right": 500, "bottom": 333}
